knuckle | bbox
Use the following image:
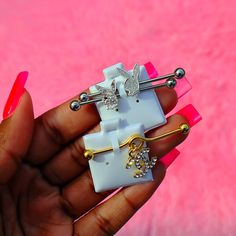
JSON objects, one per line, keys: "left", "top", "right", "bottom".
{"left": 121, "top": 190, "right": 138, "bottom": 212}
{"left": 61, "top": 190, "right": 77, "bottom": 217}
{"left": 92, "top": 210, "right": 115, "bottom": 235}
{"left": 40, "top": 115, "right": 65, "bottom": 146}
{"left": 69, "top": 141, "right": 85, "bottom": 162}
{"left": 43, "top": 165, "right": 65, "bottom": 184}
{"left": 68, "top": 140, "right": 88, "bottom": 168}
{"left": 0, "top": 145, "right": 21, "bottom": 167}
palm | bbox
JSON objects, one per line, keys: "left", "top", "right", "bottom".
{"left": 0, "top": 164, "right": 74, "bottom": 236}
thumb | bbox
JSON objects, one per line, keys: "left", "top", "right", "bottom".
{"left": 0, "top": 72, "right": 34, "bottom": 184}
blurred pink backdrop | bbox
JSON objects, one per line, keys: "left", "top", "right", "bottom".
{"left": 0, "top": 0, "right": 235, "bottom": 235}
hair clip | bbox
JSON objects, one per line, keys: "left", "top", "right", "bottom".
{"left": 69, "top": 65, "right": 185, "bottom": 111}
{"left": 84, "top": 123, "right": 190, "bottom": 178}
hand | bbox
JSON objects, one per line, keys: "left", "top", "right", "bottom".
{"left": 0, "top": 74, "right": 188, "bottom": 236}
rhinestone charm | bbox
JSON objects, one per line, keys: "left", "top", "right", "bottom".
{"left": 95, "top": 80, "right": 119, "bottom": 111}
{"left": 126, "top": 146, "right": 158, "bottom": 178}
{"left": 117, "top": 64, "right": 140, "bottom": 97}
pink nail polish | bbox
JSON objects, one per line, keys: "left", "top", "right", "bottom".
{"left": 174, "top": 77, "right": 192, "bottom": 98}
{"left": 160, "top": 148, "right": 180, "bottom": 169}
{"left": 144, "top": 62, "right": 159, "bottom": 79}
{"left": 3, "top": 71, "right": 28, "bottom": 120}
{"left": 176, "top": 104, "right": 202, "bottom": 127}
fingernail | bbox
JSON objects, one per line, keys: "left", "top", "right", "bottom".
{"left": 144, "top": 62, "right": 159, "bottom": 79}
{"left": 160, "top": 148, "right": 180, "bottom": 169}
{"left": 176, "top": 104, "right": 202, "bottom": 127}
{"left": 3, "top": 71, "right": 28, "bottom": 120}
{"left": 174, "top": 77, "right": 192, "bottom": 98}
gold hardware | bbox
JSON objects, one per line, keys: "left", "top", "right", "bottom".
{"left": 84, "top": 123, "right": 190, "bottom": 160}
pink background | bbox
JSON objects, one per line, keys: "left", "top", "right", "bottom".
{"left": 0, "top": 0, "right": 236, "bottom": 235}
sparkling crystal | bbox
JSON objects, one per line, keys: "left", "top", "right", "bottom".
{"left": 95, "top": 80, "right": 119, "bottom": 111}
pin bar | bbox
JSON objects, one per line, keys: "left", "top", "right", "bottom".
{"left": 79, "top": 97, "right": 102, "bottom": 106}
{"left": 140, "top": 72, "right": 175, "bottom": 85}
{"left": 84, "top": 123, "right": 190, "bottom": 160}
{"left": 70, "top": 68, "right": 185, "bottom": 111}
{"left": 140, "top": 79, "right": 176, "bottom": 92}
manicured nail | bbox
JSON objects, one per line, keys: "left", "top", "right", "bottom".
{"left": 174, "top": 77, "right": 192, "bottom": 98}
{"left": 160, "top": 148, "right": 180, "bottom": 169}
{"left": 176, "top": 104, "right": 202, "bottom": 127}
{"left": 144, "top": 62, "right": 159, "bottom": 79}
{"left": 3, "top": 71, "right": 28, "bottom": 120}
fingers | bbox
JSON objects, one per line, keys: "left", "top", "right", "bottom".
{"left": 42, "top": 88, "right": 178, "bottom": 185}
{"left": 26, "top": 95, "right": 100, "bottom": 164}
{"left": 155, "top": 87, "right": 177, "bottom": 114}
{"left": 8, "top": 165, "right": 73, "bottom": 236}
{"left": 0, "top": 91, "right": 34, "bottom": 184}
{"left": 147, "top": 114, "right": 189, "bottom": 158}
{"left": 27, "top": 87, "right": 177, "bottom": 165}
{"left": 0, "top": 186, "right": 23, "bottom": 235}
{"left": 62, "top": 171, "right": 113, "bottom": 219}
{"left": 73, "top": 163, "right": 166, "bottom": 235}
{"left": 61, "top": 114, "right": 189, "bottom": 219}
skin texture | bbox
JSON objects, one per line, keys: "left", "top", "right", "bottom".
{"left": 0, "top": 87, "right": 189, "bottom": 236}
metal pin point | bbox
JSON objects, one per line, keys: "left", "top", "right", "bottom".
{"left": 70, "top": 97, "right": 103, "bottom": 111}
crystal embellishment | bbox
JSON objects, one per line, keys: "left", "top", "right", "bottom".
{"left": 126, "top": 146, "right": 158, "bottom": 178}
{"left": 95, "top": 80, "right": 119, "bottom": 111}
{"left": 117, "top": 64, "right": 140, "bottom": 97}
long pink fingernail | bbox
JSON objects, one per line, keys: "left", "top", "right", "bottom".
{"left": 161, "top": 105, "right": 202, "bottom": 169}
{"left": 3, "top": 71, "right": 28, "bottom": 120}
{"left": 174, "top": 77, "right": 192, "bottom": 98}
{"left": 160, "top": 148, "right": 180, "bottom": 169}
{"left": 176, "top": 104, "right": 202, "bottom": 127}
{"left": 144, "top": 62, "right": 159, "bottom": 78}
